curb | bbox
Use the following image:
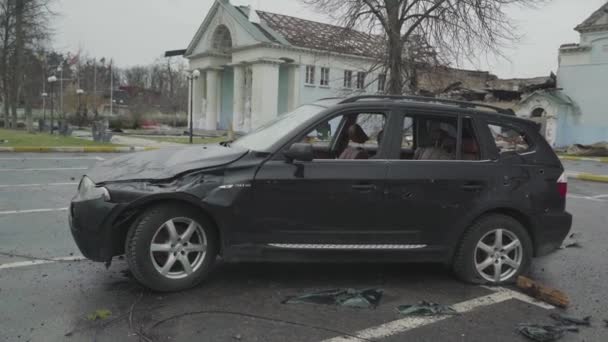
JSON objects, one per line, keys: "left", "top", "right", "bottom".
{"left": 566, "top": 171, "right": 608, "bottom": 184}
{"left": 0, "top": 146, "right": 158, "bottom": 153}
{"left": 559, "top": 155, "right": 608, "bottom": 163}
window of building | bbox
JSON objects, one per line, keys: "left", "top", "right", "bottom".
{"left": 320, "top": 67, "right": 330, "bottom": 87}
{"left": 377, "top": 74, "right": 386, "bottom": 92}
{"left": 356, "top": 72, "right": 366, "bottom": 89}
{"left": 211, "top": 25, "right": 233, "bottom": 53}
{"left": 343, "top": 70, "right": 353, "bottom": 88}
{"left": 305, "top": 65, "right": 315, "bottom": 85}
{"left": 488, "top": 123, "right": 531, "bottom": 154}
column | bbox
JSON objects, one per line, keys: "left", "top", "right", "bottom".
{"left": 205, "top": 68, "right": 221, "bottom": 131}
{"left": 192, "top": 73, "right": 205, "bottom": 129}
{"left": 287, "top": 65, "right": 301, "bottom": 112}
{"left": 251, "top": 61, "right": 280, "bottom": 129}
{"left": 233, "top": 65, "right": 246, "bottom": 132}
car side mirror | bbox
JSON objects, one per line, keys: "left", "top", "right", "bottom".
{"left": 284, "top": 143, "right": 314, "bottom": 163}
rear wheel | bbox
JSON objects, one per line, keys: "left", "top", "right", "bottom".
{"left": 125, "top": 204, "right": 218, "bottom": 292}
{"left": 453, "top": 214, "right": 532, "bottom": 285}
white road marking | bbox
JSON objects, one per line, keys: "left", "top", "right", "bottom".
{"left": 568, "top": 194, "right": 606, "bottom": 202}
{"left": 0, "top": 167, "right": 88, "bottom": 172}
{"left": 0, "top": 208, "right": 68, "bottom": 215}
{"left": 0, "top": 182, "right": 77, "bottom": 189}
{"left": 0, "top": 256, "right": 85, "bottom": 270}
{"left": 0, "top": 156, "right": 104, "bottom": 161}
{"left": 322, "top": 287, "right": 553, "bottom": 342}
{"left": 592, "top": 194, "right": 608, "bottom": 199}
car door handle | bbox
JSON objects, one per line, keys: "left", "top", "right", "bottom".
{"left": 461, "top": 183, "right": 484, "bottom": 192}
{"left": 352, "top": 184, "right": 376, "bottom": 192}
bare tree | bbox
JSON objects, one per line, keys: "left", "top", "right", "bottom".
{"left": 302, "top": 0, "right": 544, "bottom": 95}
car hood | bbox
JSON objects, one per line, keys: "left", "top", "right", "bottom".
{"left": 88, "top": 144, "right": 249, "bottom": 183}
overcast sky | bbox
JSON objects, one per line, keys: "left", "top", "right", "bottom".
{"left": 52, "top": 0, "right": 606, "bottom": 78}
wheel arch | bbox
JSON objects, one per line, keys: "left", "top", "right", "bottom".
{"left": 110, "top": 193, "right": 224, "bottom": 258}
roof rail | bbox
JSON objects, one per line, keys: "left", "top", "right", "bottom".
{"left": 339, "top": 95, "right": 515, "bottom": 115}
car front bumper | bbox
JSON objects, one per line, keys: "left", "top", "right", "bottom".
{"left": 532, "top": 211, "right": 573, "bottom": 257}
{"left": 69, "top": 197, "right": 121, "bottom": 262}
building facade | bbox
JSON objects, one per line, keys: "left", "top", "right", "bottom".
{"left": 185, "top": 0, "right": 385, "bottom": 132}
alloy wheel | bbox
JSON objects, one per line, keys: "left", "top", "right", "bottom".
{"left": 149, "top": 217, "right": 207, "bottom": 280}
{"left": 474, "top": 228, "right": 523, "bottom": 283}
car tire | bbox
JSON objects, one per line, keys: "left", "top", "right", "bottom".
{"left": 125, "top": 203, "right": 218, "bottom": 292}
{"left": 453, "top": 214, "right": 532, "bottom": 285}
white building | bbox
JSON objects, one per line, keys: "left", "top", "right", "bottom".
{"left": 185, "top": 0, "right": 385, "bottom": 132}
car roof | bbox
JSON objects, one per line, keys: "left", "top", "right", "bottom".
{"left": 313, "top": 95, "right": 535, "bottom": 126}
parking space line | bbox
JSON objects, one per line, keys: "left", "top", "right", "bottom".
{"left": 0, "top": 182, "right": 77, "bottom": 188}
{"left": 322, "top": 287, "right": 553, "bottom": 342}
{"left": 0, "top": 167, "right": 88, "bottom": 172}
{"left": 0, "top": 208, "right": 68, "bottom": 215}
{"left": 568, "top": 194, "right": 607, "bottom": 202}
{"left": 592, "top": 194, "right": 608, "bottom": 199}
{"left": 0, "top": 256, "right": 84, "bottom": 270}
{"left": 0, "top": 157, "right": 105, "bottom": 161}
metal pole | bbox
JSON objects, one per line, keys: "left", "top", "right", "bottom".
{"left": 110, "top": 63, "right": 113, "bottom": 115}
{"left": 50, "top": 83, "right": 54, "bottom": 135}
{"left": 189, "top": 76, "right": 194, "bottom": 144}
{"left": 93, "top": 58, "right": 97, "bottom": 114}
{"left": 59, "top": 68, "right": 63, "bottom": 118}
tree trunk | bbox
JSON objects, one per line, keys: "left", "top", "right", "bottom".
{"left": 10, "top": 0, "right": 25, "bottom": 128}
{"left": 385, "top": 0, "right": 404, "bottom": 95}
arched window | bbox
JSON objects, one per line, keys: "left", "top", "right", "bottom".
{"left": 212, "top": 25, "right": 233, "bottom": 53}
{"left": 531, "top": 108, "right": 546, "bottom": 118}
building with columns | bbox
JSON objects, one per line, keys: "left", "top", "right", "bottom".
{"left": 184, "top": 0, "right": 385, "bottom": 132}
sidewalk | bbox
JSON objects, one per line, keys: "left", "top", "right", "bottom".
{"left": 561, "top": 159, "right": 608, "bottom": 183}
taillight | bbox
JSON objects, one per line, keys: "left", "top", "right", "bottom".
{"left": 557, "top": 172, "right": 568, "bottom": 198}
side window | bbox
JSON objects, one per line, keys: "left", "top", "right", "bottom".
{"left": 300, "top": 115, "right": 343, "bottom": 146}
{"left": 355, "top": 113, "right": 386, "bottom": 148}
{"left": 402, "top": 116, "right": 414, "bottom": 149}
{"left": 488, "top": 123, "right": 531, "bottom": 154}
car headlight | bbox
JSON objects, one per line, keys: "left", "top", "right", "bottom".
{"left": 78, "top": 176, "right": 111, "bottom": 201}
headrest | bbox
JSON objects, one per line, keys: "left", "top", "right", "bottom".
{"left": 348, "top": 124, "right": 369, "bottom": 144}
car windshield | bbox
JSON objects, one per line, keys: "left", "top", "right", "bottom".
{"left": 233, "top": 104, "right": 326, "bottom": 152}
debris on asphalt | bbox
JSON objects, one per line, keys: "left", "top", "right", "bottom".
{"left": 516, "top": 276, "right": 570, "bottom": 308}
{"left": 560, "top": 233, "right": 582, "bottom": 249}
{"left": 87, "top": 309, "right": 112, "bottom": 321}
{"left": 397, "top": 301, "right": 458, "bottom": 317}
{"left": 550, "top": 313, "right": 591, "bottom": 326}
{"left": 282, "top": 288, "right": 383, "bottom": 308}
{"left": 517, "top": 324, "right": 578, "bottom": 342}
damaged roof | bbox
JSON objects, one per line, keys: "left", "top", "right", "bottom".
{"left": 252, "top": 10, "right": 383, "bottom": 58}
{"left": 575, "top": 2, "right": 608, "bottom": 32}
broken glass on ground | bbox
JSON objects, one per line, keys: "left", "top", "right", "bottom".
{"left": 517, "top": 324, "right": 578, "bottom": 342}
{"left": 397, "top": 301, "right": 458, "bottom": 317}
{"left": 550, "top": 313, "right": 591, "bottom": 326}
{"left": 283, "top": 288, "right": 383, "bottom": 309}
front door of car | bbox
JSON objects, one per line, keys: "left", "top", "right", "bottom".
{"left": 383, "top": 112, "right": 500, "bottom": 250}
{"left": 246, "top": 110, "right": 395, "bottom": 246}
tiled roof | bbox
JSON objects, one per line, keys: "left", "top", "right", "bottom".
{"left": 254, "top": 10, "right": 383, "bottom": 58}
{"left": 575, "top": 3, "right": 608, "bottom": 32}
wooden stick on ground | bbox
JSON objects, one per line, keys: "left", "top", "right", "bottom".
{"left": 516, "top": 276, "right": 570, "bottom": 308}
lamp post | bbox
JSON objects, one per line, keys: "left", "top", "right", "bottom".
{"left": 57, "top": 66, "right": 63, "bottom": 118}
{"left": 47, "top": 76, "right": 57, "bottom": 134}
{"left": 41, "top": 92, "right": 48, "bottom": 132}
{"left": 76, "top": 89, "right": 84, "bottom": 114}
{"left": 187, "top": 69, "right": 201, "bottom": 144}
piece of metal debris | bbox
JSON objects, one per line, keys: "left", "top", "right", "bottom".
{"left": 550, "top": 313, "right": 591, "bottom": 326}
{"left": 87, "top": 309, "right": 112, "bottom": 321}
{"left": 283, "top": 288, "right": 383, "bottom": 309}
{"left": 516, "top": 276, "right": 570, "bottom": 308}
{"left": 397, "top": 301, "right": 458, "bottom": 317}
{"left": 517, "top": 324, "right": 578, "bottom": 342}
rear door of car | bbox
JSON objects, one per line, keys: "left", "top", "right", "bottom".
{"left": 383, "top": 109, "right": 502, "bottom": 251}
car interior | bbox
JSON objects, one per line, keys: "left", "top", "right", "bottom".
{"left": 298, "top": 113, "right": 480, "bottom": 161}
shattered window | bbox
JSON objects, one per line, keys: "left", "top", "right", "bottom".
{"left": 488, "top": 124, "right": 531, "bottom": 154}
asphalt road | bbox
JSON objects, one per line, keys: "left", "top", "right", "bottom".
{"left": 0, "top": 153, "right": 607, "bottom": 342}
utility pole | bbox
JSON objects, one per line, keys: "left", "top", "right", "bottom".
{"left": 93, "top": 58, "right": 97, "bottom": 114}
{"left": 109, "top": 59, "right": 113, "bottom": 115}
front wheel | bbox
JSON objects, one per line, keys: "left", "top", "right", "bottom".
{"left": 453, "top": 214, "right": 532, "bottom": 285}
{"left": 125, "top": 204, "right": 218, "bottom": 292}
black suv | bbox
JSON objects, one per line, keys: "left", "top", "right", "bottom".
{"left": 70, "top": 96, "right": 572, "bottom": 292}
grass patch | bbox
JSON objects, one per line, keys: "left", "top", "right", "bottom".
{"left": 131, "top": 135, "right": 229, "bottom": 145}
{"left": 0, "top": 128, "right": 117, "bottom": 147}
{"left": 558, "top": 154, "right": 608, "bottom": 163}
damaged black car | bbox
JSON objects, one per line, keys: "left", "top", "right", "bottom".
{"left": 70, "top": 96, "right": 572, "bottom": 292}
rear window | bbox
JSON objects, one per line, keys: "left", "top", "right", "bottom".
{"left": 488, "top": 123, "right": 532, "bottom": 154}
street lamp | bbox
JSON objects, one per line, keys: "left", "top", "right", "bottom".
{"left": 76, "top": 89, "right": 84, "bottom": 113}
{"left": 187, "top": 69, "right": 201, "bottom": 144}
{"left": 47, "top": 76, "right": 57, "bottom": 134}
{"left": 41, "top": 92, "right": 48, "bottom": 132}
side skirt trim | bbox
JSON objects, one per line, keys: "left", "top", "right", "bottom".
{"left": 267, "top": 244, "right": 427, "bottom": 250}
